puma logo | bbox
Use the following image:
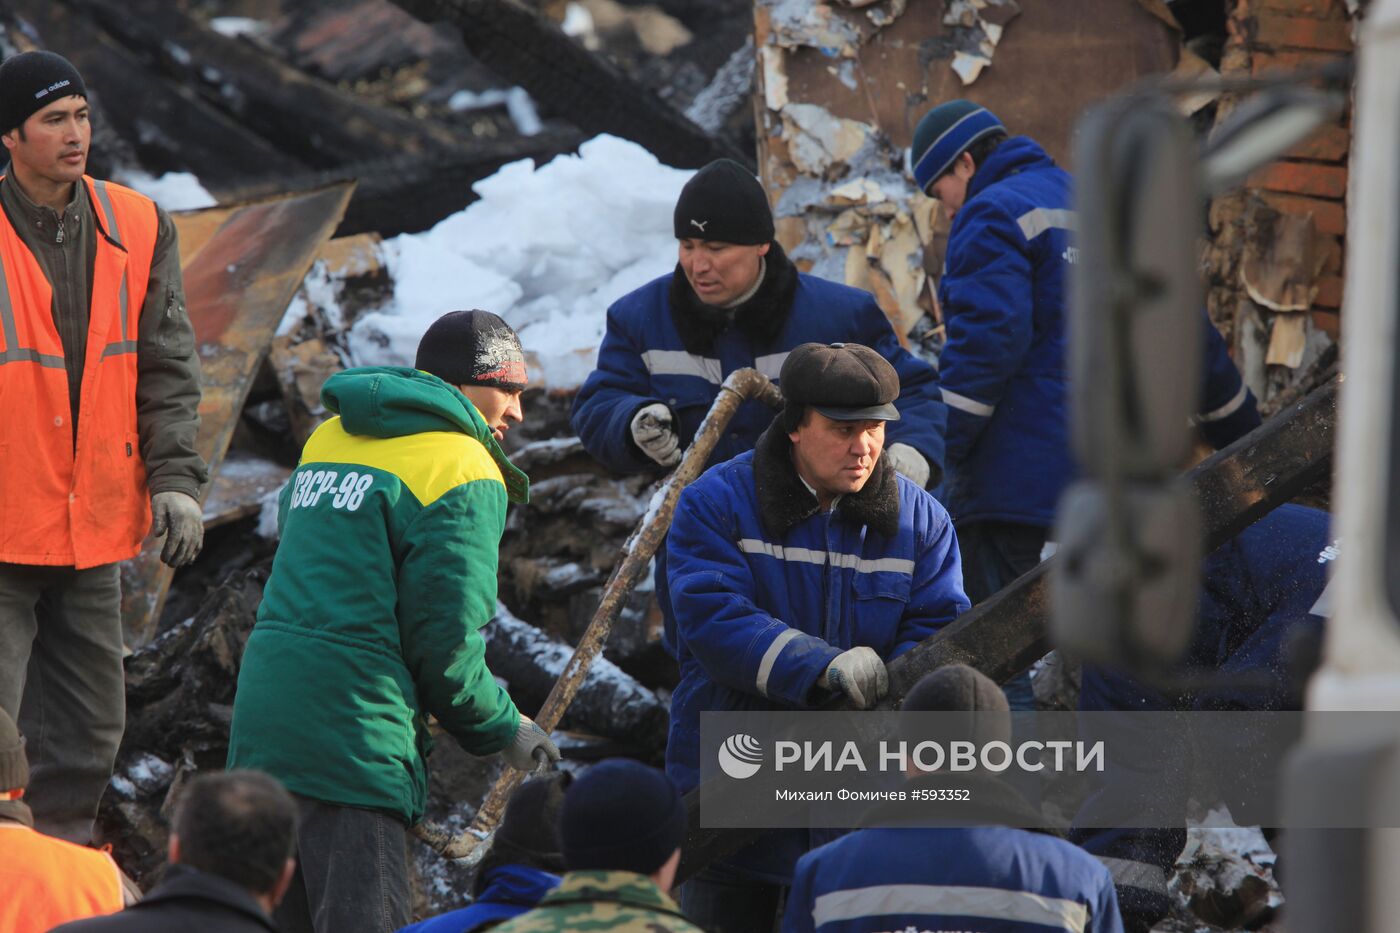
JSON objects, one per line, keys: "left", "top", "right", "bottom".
{"left": 690, "top": 219, "right": 708, "bottom": 232}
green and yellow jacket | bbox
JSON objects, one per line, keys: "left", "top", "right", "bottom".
{"left": 227, "top": 367, "right": 528, "bottom": 824}
{"left": 490, "top": 871, "right": 705, "bottom": 933}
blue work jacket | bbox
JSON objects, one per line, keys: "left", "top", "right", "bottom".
{"left": 571, "top": 250, "right": 946, "bottom": 477}
{"left": 785, "top": 805, "right": 1123, "bottom": 933}
{"left": 665, "top": 426, "right": 970, "bottom": 798}
{"left": 396, "top": 864, "right": 559, "bottom": 933}
{"left": 935, "top": 137, "right": 1260, "bottom": 527}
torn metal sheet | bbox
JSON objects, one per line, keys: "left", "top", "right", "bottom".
{"left": 766, "top": 0, "right": 863, "bottom": 56}
{"left": 760, "top": 45, "right": 789, "bottom": 110}
{"left": 1241, "top": 203, "right": 1324, "bottom": 313}
{"left": 866, "top": 0, "right": 908, "bottom": 29}
{"left": 781, "top": 103, "right": 872, "bottom": 175}
{"left": 1265, "top": 312, "right": 1309, "bottom": 369}
{"left": 202, "top": 453, "right": 291, "bottom": 530}
{"left": 942, "top": 0, "right": 1021, "bottom": 85}
{"left": 120, "top": 182, "right": 355, "bottom": 646}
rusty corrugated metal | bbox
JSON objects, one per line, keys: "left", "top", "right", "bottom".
{"left": 120, "top": 182, "right": 356, "bottom": 646}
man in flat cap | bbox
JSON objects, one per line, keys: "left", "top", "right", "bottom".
{"left": 664, "top": 342, "right": 971, "bottom": 932}
{"left": 572, "top": 157, "right": 946, "bottom": 655}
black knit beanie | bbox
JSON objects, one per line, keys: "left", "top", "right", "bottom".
{"left": 0, "top": 51, "right": 87, "bottom": 135}
{"left": 673, "top": 158, "right": 775, "bottom": 245}
{"left": 561, "top": 759, "right": 685, "bottom": 875}
{"left": 0, "top": 707, "right": 28, "bottom": 792}
{"left": 415, "top": 309, "right": 528, "bottom": 392}
{"left": 475, "top": 772, "right": 569, "bottom": 894}
{"left": 901, "top": 663, "right": 1012, "bottom": 748}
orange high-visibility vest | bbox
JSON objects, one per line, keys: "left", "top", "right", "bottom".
{"left": 0, "top": 176, "right": 158, "bottom": 568}
{"left": 0, "top": 822, "right": 125, "bottom": 932}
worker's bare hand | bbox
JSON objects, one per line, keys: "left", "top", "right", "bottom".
{"left": 151, "top": 491, "right": 204, "bottom": 568}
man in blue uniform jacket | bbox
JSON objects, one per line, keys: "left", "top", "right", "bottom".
{"left": 1070, "top": 504, "right": 1334, "bottom": 932}
{"left": 784, "top": 664, "right": 1124, "bottom": 933}
{"left": 666, "top": 342, "right": 971, "bottom": 932}
{"left": 571, "top": 158, "right": 945, "bottom": 483}
{"left": 910, "top": 100, "right": 1261, "bottom": 707}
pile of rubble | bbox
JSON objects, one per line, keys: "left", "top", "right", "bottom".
{"left": 0, "top": 0, "right": 1335, "bottom": 927}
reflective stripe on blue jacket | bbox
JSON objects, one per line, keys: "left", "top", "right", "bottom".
{"left": 664, "top": 428, "right": 970, "bottom": 799}
{"left": 784, "top": 824, "right": 1124, "bottom": 933}
{"left": 571, "top": 271, "right": 945, "bottom": 476}
{"left": 936, "top": 136, "right": 1260, "bottom": 526}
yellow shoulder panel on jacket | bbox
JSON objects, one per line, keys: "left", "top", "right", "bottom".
{"left": 301, "top": 417, "right": 504, "bottom": 506}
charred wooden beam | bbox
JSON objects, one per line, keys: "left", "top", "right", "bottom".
{"left": 210, "top": 128, "right": 583, "bottom": 238}
{"left": 66, "top": 0, "right": 471, "bottom": 169}
{"left": 677, "top": 377, "right": 1339, "bottom": 882}
{"left": 8, "top": 0, "right": 307, "bottom": 186}
{"left": 483, "top": 603, "right": 669, "bottom": 752}
{"left": 388, "top": 0, "right": 754, "bottom": 170}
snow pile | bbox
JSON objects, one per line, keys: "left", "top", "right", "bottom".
{"left": 118, "top": 170, "right": 217, "bottom": 211}
{"left": 348, "top": 135, "right": 693, "bottom": 391}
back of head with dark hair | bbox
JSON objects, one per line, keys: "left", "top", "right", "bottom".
{"left": 965, "top": 131, "right": 1008, "bottom": 175}
{"left": 173, "top": 770, "right": 297, "bottom": 894}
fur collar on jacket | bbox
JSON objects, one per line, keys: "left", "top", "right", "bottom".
{"left": 752, "top": 419, "right": 901, "bottom": 541}
{"left": 668, "top": 240, "right": 799, "bottom": 356}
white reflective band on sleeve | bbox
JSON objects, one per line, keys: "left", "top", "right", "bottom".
{"left": 754, "top": 352, "right": 789, "bottom": 380}
{"left": 941, "top": 389, "right": 996, "bottom": 418}
{"left": 1309, "top": 576, "right": 1337, "bottom": 619}
{"left": 756, "top": 628, "right": 800, "bottom": 697}
{"left": 738, "top": 539, "right": 914, "bottom": 575}
{"left": 641, "top": 350, "right": 723, "bottom": 385}
{"left": 1097, "top": 857, "right": 1168, "bottom": 895}
{"left": 1017, "top": 207, "right": 1078, "bottom": 241}
{"left": 811, "top": 883, "right": 1089, "bottom": 933}
{"left": 1198, "top": 383, "right": 1249, "bottom": 423}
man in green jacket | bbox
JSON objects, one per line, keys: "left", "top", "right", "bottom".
{"left": 492, "top": 758, "right": 704, "bottom": 933}
{"left": 228, "top": 310, "right": 560, "bottom": 933}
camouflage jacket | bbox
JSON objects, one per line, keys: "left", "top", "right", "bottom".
{"left": 489, "top": 870, "right": 705, "bottom": 932}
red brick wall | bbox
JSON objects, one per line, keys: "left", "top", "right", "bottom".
{"left": 1206, "top": 0, "right": 1353, "bottom": 371}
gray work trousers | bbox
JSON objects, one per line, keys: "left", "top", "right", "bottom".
{"left": 0, "top": 562, "right": 125, "bottom": 844}
{"left": 275, "top": 794, "right": 412, "bottom": 933}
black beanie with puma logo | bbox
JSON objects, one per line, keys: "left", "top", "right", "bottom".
{"left": 673, "top": 158, "right": 774, "bottom": 246}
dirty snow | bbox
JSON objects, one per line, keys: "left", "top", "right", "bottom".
{"left": 119, "top": 170, "right": 217, "bottom": 211}
{"left": 489, "top": 600, "right": 661, "bottom": 721}
{"left": 347, "top": 135, "right": 693, "bottom": 391}
{"left": 279, "top": 259, "right": 346, "bottom": 335}
{"left": 209, "top": 16, "right": 267, "bottom": 39}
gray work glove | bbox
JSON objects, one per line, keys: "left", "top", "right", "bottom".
{"left": 884, "top": 442, "right": 932, "bottom": 489}
{"left": 819, "top": 647, "right": 888, "bottom": 710}
{"left": 630, "top": 403, "right": 682, "bottom": 467}
{"left": 151, "top": 491, "right": 204, "bottom": 568}
{"left": 501, "top": 714, "right": 561, "bottom": 772}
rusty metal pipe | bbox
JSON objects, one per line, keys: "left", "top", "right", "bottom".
{"left": 412, "top": 367, "right": 783, "bottom": 861}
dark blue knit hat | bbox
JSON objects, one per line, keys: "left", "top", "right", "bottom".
{"left": 560, "top": 759, "right": 685, "bottom": 875}
{"left": 910, "top": 100, "right": 1005, "bottom": 194}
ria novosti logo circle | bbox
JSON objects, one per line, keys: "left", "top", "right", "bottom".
{"left": 718, "top": 733, "right": 764, "bottom": 779}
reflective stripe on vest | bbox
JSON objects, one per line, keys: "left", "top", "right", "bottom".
{"left": 0, "top": 823, "right": 125, "bottom": 933}
{"left": 0, "top": 175, "right": 158, "bottom": 567}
